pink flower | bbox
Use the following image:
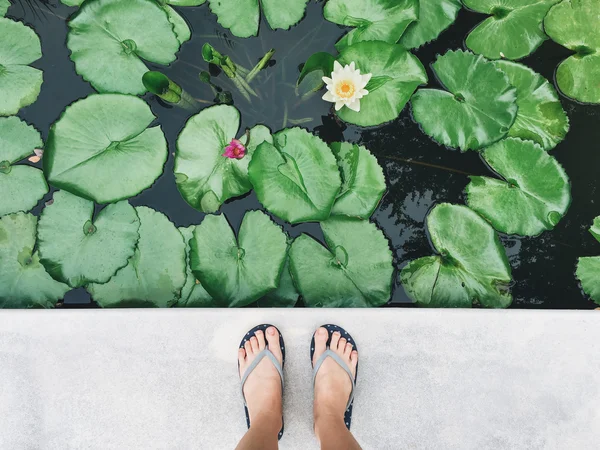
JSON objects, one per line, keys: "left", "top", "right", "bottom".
{"left": 222, "top": 139, "right": 246, "bottom": 159}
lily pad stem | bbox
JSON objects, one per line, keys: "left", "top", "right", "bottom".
{"left": 246, "top": 49, "right": 275, "bottom": 83}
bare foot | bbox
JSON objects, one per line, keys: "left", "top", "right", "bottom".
{"left": 312, "top": 327, "right": 358, "bottom": 435}
{"left": 238, "top": 327, "right": 283, "bottom": 432}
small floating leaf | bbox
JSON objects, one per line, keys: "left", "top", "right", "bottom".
{"left": 258, "top": 257, "right": 299, "bottom": 308}
{"left": 576, "top": 216, "right": 600, "bottom": 305}
{"left": 400, "top": 0, "right": 462, "bottom": 49}
{"left": 297, "top": 52, "right": 335, "bottom": 93}
{"left": 177, "top": 226, "right": 213, "bottom": 307}
{"left": 0, "top": 0, "right": 9, "bottom": 16}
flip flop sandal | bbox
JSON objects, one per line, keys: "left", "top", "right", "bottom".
{"left": 239, "top": 324, "right": 285, "bottom": 440}
{"left": 310, "top": 324, "right": 358, "bottom": 430}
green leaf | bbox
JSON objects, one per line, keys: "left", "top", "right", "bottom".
{"left": 0, "top": 0, "right": 9, "bottom": 16}
{"left": 335, "top": 41, "right": 427, "bottom": 127}
{"left": 168, "top": 0, "right": 207, "bottom": 5}
{"left": 297, "top": 52, "right": 335, "bottom": 92}
{"left": 400, "top": 0, "right": 462, "bottom": 49}
{"left": 208, "top": 0, "right": 308, "bottom": 38}
{"left": 176, "top": 226, "right": 213, "bottom": 307}
{"left": 577, "top": 257, "right": 600, "bottom": 305}
{"left": 163, "top": 5, "right": 191, "bottom": 45}
{"left": 190, "top": 211, "right": 288, "bottom": 307}
{"left": 67, "top": 0, "right": 181, "bottom": 94}
{"left": 411, "top": 50, "right": 517, "bottom": 151}
{"left": 590, "top": 216, "right": 600, "bottom": 243}
{"left": 87, "top": 207, "right": 186, "bottom": 307}
{"left": 37, "top": 191, "right": 140, "bottom": 288}
{"left": 289, "top": 216, "right": 393, "bottom": 307}
{"left": 0, "top": 213, "right": 69, "bottom": 308}
{"left": 544, "top": 0, "right": 600, "bottom": 103}
{"left": 258, "top": 257, "right": 299, "bottom": 308}
{"left": 324, "top": 0, "right": 419, "bottom": 51}
{"left": 494, "top": 60, "right": 569, "bottom": 150}
{"left": 400, "top": 203, "right": 513, "bottom": 308}
{"left": 175, "top": 105, "right": 272, "bottom": 213}
{"left": 0, "top": 18, "right": 43, "bottom": 116}
{"left": 466, "top": 138, "right": 571, "bottom": 236}
{"left": 248, "top": 127, "right": 341, "bottom": 224}
{"left": 0, "top": 117, "right": 48, "bottom": 217}
{"left": 464, "top": 0, "right": 559, "bottom": 60}
{"left": 329, "top": 142, "right": 386, "bottom": 219}
{"left": 44, "top": 94, "right": 168, "bottom": 204}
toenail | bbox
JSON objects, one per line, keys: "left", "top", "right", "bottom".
{"left": 268, "top": 327, "right": 275, "bottom": 335}
{"left": 319, "top": 328, "right": 326, "bottom": 335}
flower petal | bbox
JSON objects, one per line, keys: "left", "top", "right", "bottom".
{"left": 333, "top": 60, "right": 343, "bottom": 73}
{"left": 322, "top": 91, "right": 336, "bottom": 102}
{"left": 335, "top": 101, "right": 345, "bottom": 111}
{"left": 322, "top": 76, "right": 333, "bottom": 85}
{"left": 347, "top": 99, "right": 361, "bottom": 112}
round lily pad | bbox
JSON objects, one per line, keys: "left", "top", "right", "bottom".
{"left": 466, "top": 138, "right": 571, "bottom": 236}
{"left": 190, "top": 210, "right": 288, "bottom": 307}
{"left": 330, "top": 142, "right": 386, "bottom": 219}
{"left": 0, "top": 117, "right": 47, "bottom": 217}
{"left": 400, "top": 0, "right": 462, "bottom": 49}
{"left": 334, "top": 41, "right": 427, "bottom": 127}
{"left": 0, "top": 18, "right": 43, "bottom": 116}
{"left": 0, "top": 212, "right": 70, "bottom": 308}
{"left": 175, "top": 105, "right": 272, "bottom": 213}
{"left": 208, "top": 0, "right": 308, "bottom": 38}
{"left": 411, "top": 50, "right": 517, "bottom": 151}
{"left": 177, "top": 226, "right": 213, "bottom": 308}
{"left": 258, "top": 257, "right": 299, "bottom": 308}
{"left": 44, "top": 94, "right": 168, "bottom": 204}
{"left": 248, "top": 127, "right": 341, "bottom": 224}
{"left": 400, "top": 203, "right": 513, "bottom": 308}
{"left": 576, "top": 217, "right": 600, "bottom": 305}
{"left": 0, "top": 0, "right": 10, "bottom": 16}
{"left": 494, "top": 60, "right": 569, "bottom": 150}
{"left": 67, "top": 0, "right": 181, "bottom": 94}
{"left": 324, "top": 0, "right": 418, "bottom": 51}
{"left": 464, "top": 0, "right": 558, "bottom": 60}
{"left": 289, "top": 216, "right": 394, "bottom": 307}
{"left": 37, "top": 191, "right": 140, "bottom": 288}
{"left": 87, "top": 206, "right": 186, "bottom": 308}
{"left": 544, "top": 0, "right": 600, "bottom": 104}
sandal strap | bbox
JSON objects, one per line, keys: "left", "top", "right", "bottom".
{"left": 240, "top": 349, "right": 284, "bottom": 406}
{"left": 312, "top": 349, "right": 355, "bottom": 410}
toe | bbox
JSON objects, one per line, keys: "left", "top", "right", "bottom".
{"left": 265, "top": 326, "right": 283, "bottom": 363}
{"left": 330, "top": 331, "right": 341, "bottom": 350}
{"left": 238, "top": 348, "right": 246, "bottom": 368}
{"left": 250, "top": 336, "right": 259, "bottom": 352}
{"left": 344, "top": 342, "right": 353, "bottom": 358}
{"left": 337, "top": 338, "right": 347, "bottom": 353}
{"left": 312, "top": 327, "right": 328, "bottom": 365}
{"left": 350, "top": 350, "right": 359, "bottom": 373}
{"left": 255, "top": 330, "right": 266, "bottom": 350}
{"left": 244, "top": 340, "right": 253, "bottom": 356}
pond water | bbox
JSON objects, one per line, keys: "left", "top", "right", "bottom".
{"left": 8, "top": 0, "right": 600, "bottom": 309}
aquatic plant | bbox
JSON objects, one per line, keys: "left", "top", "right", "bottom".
{"left": 576, "top": 217, "right": 600, "bottom": 305}
{"left": 322, "top": 61, "right": 371, "bottom": 112}
{"left": 400, "top": 0, "right": 462, "bottom": 49}
{"left": 0, "top": 0, "right": 10, "bottom": 16}
{"left": 142, "top": 71, "right": 196, "bottom": 109}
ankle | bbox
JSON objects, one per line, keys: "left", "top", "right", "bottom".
{"left": 314, "top": 410, "right": 346, "bottom": 438}
{"left": 249, "top": 410, "right": 282, "bottom": 434}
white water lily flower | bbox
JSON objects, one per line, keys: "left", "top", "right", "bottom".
{"left": 322, "top": 61, "right": 372, "bottom": 112}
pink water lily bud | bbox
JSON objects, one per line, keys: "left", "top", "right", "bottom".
{"left": 222, "top": 139, "right": 246, "bottom": 159}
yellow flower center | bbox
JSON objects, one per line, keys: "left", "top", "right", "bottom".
{"left": 335, "top": 80, "right": 355, "bottom": 99}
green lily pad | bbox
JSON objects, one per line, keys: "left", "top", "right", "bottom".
{"left": 208, "top": 0, "right": 308, "bottom": 38}
{"left": 248, "top": 127, "right": 341, "bottom": 224}
{"left": 400, "top": 203, "right": 513, "bottom": 308}
{"left": 44, "top": 94, "right": 168, "bottom": 204}
{"left": 67, "top": 0, "right": 181, "bottom": 94}
{"left": 335, "top": 41, "right": 427, "bottom": 127}
{"left": 400, "top": 0, "right": 462, "bottom": 49}
{"left": 258, "top": 257, "right": 299, "bottom": 308}
{"left": 37, "top": 191, "right": 140, "bottom": 288}
{"left": 466, "top": 138, "right": 571, "bottom": 236}
{"left": 324, "top": 0, "right": 418, "bottom": 51}
{"left": 411, "top": 50, "right": 517, "bottom": 151}
{"left": 494, "top": 60, "right": 569, "bottom": 150}
{"left": 0, "top": 18, "right": 43, "bottom": 116}
{"left": 464, "top": 0, "right": 559, "bottom": 60}
{"left": 0, "top": 117, "right": 47, "bottom": 217}
{"left": 330, "top": 142, "right": 386, "bottom": 219}
{"left": 576, "top": 217, "right": 600, "bottom": 305}
{"left": 0, "top": 212, "right": 69, "bottom": 308}
{"left": 0, "top": 0, "right": 9, "bottom": 16}
{"left": 190, "top": 211, "right": 288, "bottom": 307}
{"left": 544, "top": 0, "right": 600, "bottom": 104}
{"left": 177, "top": 226, "right": 213, "bottom": 307}
{"left": 289, "top": 216, "right": 393, "bottom": 307}
{"left": 87, "top": 206, "right": 186, "bottom": 308}
{"left": 175, "top": 105, "right": 272, "bottom": 214}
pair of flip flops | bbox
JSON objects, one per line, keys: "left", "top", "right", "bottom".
{"left": 238, "top": 323, "right": 358, "bottom": 440}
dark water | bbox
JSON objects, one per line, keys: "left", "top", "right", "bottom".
{"left": 9, "top": 1, "right": 600, "bottom": 309}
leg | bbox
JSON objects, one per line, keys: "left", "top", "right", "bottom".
{"left": 313, "top": 328, "right": 362, "bottom": 450}
{"left": 235, "top": 327, "right": 283, "bottom": 450}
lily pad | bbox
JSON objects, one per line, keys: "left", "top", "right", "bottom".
{"left": 67, "top": 0, "right": 181, "bottom": 94}
{"left": 87, "top": 206, "right": 186, "bottom": 308}
{"left": 400, "top": 203, "right": 513, "bottom": 308}
{"left": 544, "top": 0, "right": 600, "bottom": 104}
{"left": 177, "top": 226, "right": 213, "bottom": 307}
{"left": 0, "top": 18, "right": 43, "bottom": 116}
{"left": 248, "top": 127, "right": 341, "bottom": 224}
{"left": 411, "top": 50, "right": 517, "bottom": 151}
{"left": 0, "top": 117, "right": 48, "bottom": 217}
{"left": 258, "top": 257, "right": 299, "bottom": 308}
{"left": 335, "top": 41, "right": 427, "bottom": 127}
{"left": 190, "top": 211, "right": 288, "bottom": 307}
{"left": 208, "top": 0, "right": 308, "bottom": 38}
{"left": 324, "top": 0, "right": 419, "bottom": 51}
{"left": 576, "top": 217, "right": 600, "bottom": 305}
{"left": 494, "top": 60, "right": 569, "bottom": 150}
{"left": 464, "top": 0, "right": 559, "bottom": 60}
{"left": 44, "top": 94, "right": 168, "bottom": 204}
{"left": 289, "top": 216, "right": 394, "bottom": 307}
{"left": 466, "top": 138, "right": 571, "bottom": 236}
{"left": 37, "top": 191, "right": 140, "bottom": 288}
{"left": 400, "top": 0, "right": 462, "bottom": 49}
{"left": 175, "top": 105, "right": 272, "bottom": 213}
{"left": 330, "top": 142, "right": 386, "bottom": 219}
{"left": 0, "top": 212, "right": 69, "bottom": 308}
{"left": 0, "top": 0, "right": 9, "bottom": 16}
